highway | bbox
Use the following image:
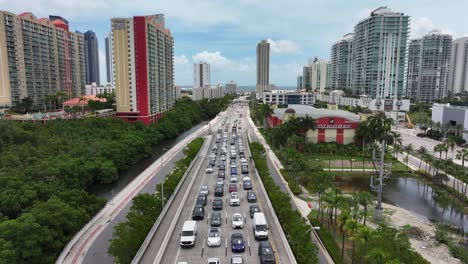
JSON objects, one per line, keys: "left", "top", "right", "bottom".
{"left": 136, "top": 104, "right": 295, "bottom": 263}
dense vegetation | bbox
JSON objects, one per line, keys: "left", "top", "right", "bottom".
{"left": 0, "top": 96, "right": 232, "bottom": 263}
{"left": 108, "top": 138, "right": 204, "bottom": 263}
{"left": 250, "top": 142, "right": 318, "bottom": 264}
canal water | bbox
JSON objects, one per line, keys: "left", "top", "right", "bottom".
{"left": 89, "top": 122, "right": 207, "bottom": 200}
{"left": 337, "top": 176, "right": 468, "bottom": 231}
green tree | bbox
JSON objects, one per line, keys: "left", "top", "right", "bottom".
{"left": 357, "top": 192, "right": 374, "bottom": 226}
{"left": 309, "top": 172, "right": 334, "bottom": 223}
{"left": 366, "top": 248, "right": 388, "bottom": 264}
{"left": 416, "top": 146, "right": 428, "bottom": 171}
{"left": 345, "top": 219, "right": 360, "bottom": 264}
{"left": 337, "top": 209, "right": 350, "bottom": 259}
{"left": 356, "top": 226, "right": 374, "bottom": 263}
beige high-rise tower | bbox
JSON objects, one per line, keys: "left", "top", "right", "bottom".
{"left": 256, "top": 40, "right": 270, "bottom": 95}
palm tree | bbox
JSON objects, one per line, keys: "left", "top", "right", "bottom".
{"left": 309, "top": 172, "right": 333, "bottom": 223}
{"left": 433, "top": 143, "right": 446, "bottom": 174}
{"left": 393, "top": 144, "right": 402, "bottom": 158}
{"left": 337, "top": 210, "right": 350, "bottom": 259}
{"left": 357, "top": 192, "right": 374, "bottom": 226}
{"left": 456, "top": 149, "right": 468, "bottom": 192}
{"left": 366, "top": 248, "right": 388, "bottom": 264}
{"left": 416, "top": 146, "right": 428, "bottom": 171}
{"left": 455, "top": 123, "right": 464, "bottom": 137}
{"left": 345, "top": 219, "right": 360, "bottom": 264}
{"left": 356, "top": 226, "right": 374, "bottom": 263}
{"left": 257, "top": 103, "right": 274, "bottom": 129}
{"left": 403, "top": 144, "right": 414, "bottom": 176}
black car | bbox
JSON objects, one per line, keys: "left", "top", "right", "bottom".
{"left": 239, "top": 153, "right": 246, "bottom": 159}
{"left": 258, "top": 241, "right": 276, "bottom": 263}
{"left": 241, "top": 165, "right": 249, "bottom": 175}
{"left": 214, "top": 186, "right": 224, "bottom": 197}
{"left": 196, "top": 194, "right": 207, "bottom": 206}
{"left": 212, "top": 198, "right": 223, "bottom": 211}
{"left": 192, "top": 205, "right": 204, "bottom": 220}
{"left": 249, "top": 205, "right": 261, "bottom": 218}
{"left": 247, "top": 191, "right": 257, "bottom": 203}
{"left": 211, "top": 211, "right": 222, "bottom": 227}
{"left": 243, "top": 180, "right": 252, "bottom": 190}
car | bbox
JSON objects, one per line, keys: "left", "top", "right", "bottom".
{"left": 196, "top": 194, "right": 207, "bottom": 206}
{"left": 258, "top": 241, "right": 276, "bottom": 263}
{"left": 212, "top": 198, "right": 223, "bottom": 210}
{"left": 230, "top": 192, "right": 240, "bottom": 206}
{"left": 192, "top": 205, "right": 204, "bottom": 220}
{"left": 231, "top": 167, "right": 238, "bottom": 176}
{"left": 218, "top": 170, "right": 225, "bottom": 179}
{"left": 214, "top": 186, "right": 224, "bottom": 197}
{"left": 239, "top": 153, "right": 246, "bottom": 159}
{"left": 232, "top": 213, "right": 244, "bottom": 229}
{"left": 230, "top": 175, "right": 238, "bottom": 183}
{"left": 229, "top": 183, "right": 237, "bottom": 193}
{"left": 205, "top": 167, "right": 213, "bottom": 173}
{"left": 220, "top": 155, "right": 226, "bottom": 161}
{"left": 241, "top": 165, "right": 249, "bottom": 174}
{"left": 218, "top": 164, "right": 226, "bottom": 171}
{"left": 216, "top": 178, "right": 224, "bottom": 186}
{"left": 207, "top": 258, "right": 221, "bottom": 264}
{"left": 231, "top": 255, "right": 244, "bottom": 264}
{"left": 230, "top": 233, "right": 245, "bottom": 252}
{"left": 247, "top": 191, "right": 257, "bottom": 203}
{"left": 230, "top": 159, "right": 237, "bottom": 166}
{"left": 240, "top": 158, "right": 247, "bottom": 164}
{"left": 200, "top": 185, "right": 209, "bottom": 196}
{"left": 207, "top": 227, "right": 222, "bottom": 247}
{"left": 243, "top": 180, "right": 252, "bottom": 190}
{"left": 209, "top": 159, "right": 216, "bottom": 166}
{"left": 242, "top": 175, "right": 251, "bottom": 182}
{"left": 249, "top": 205, "right": 261, "bottom": 218}
{"left": 210, "top": 153, "right": 216, "bottom": 159}
{"left": 211, "top": 211, "right": 222, "bottom": 227}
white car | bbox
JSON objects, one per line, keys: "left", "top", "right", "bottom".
{"left": 207, "top": 258, "right": 220, "bottom": 264}
{"left": 205, "top": 167, "right": 213, "bottom": 173}
{"left": 232, "top": 213, "right": 244, "bottom": 229}
{"left": 207, "top": 227, "right": 221, "bottom": 247}
{"left": 230, "top": 175, "right": 238, "bottom": 183}
{"left": 230, "top": 192, "right": 240, "bottom": 206}
{"left": 231, "top": 255, "right": 244, "bottom": 264}
{"left": 242, "top": 175, "right": 251, "bottom": 182}
{"left": 216, "top": 178, "right": 224, "bottom": 186}
{"left": 200, "top": 185, "right": 209, "bottom": 196}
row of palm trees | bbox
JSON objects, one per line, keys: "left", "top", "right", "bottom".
{"left": 424, "top": 120, "right": 464, "bottom": 138}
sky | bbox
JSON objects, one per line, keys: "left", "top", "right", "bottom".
{"left": 2, "top": 0, "right": 468, "bottom": 86}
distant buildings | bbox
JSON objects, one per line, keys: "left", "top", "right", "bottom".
{"left": 194, "top": 62, "right": 210, "bottom": 88}
{"left": 193, "top": 85, "right": 224, "bottom": 100}
{"left": 448, "top": 37, "right": 468, "bottom": 94}
{"left": 302, "top": 66, "right": 313, "bottom": 90}
{"left": 262, "top": 90, "right": 315, "bottom": 106}
{"left": 85, "top": 83, "right": 115, "bottom": 96}
{"left": 297, "top": 76, "right": 303, "bottom": 90}
{"left": 256, "top": 40, "right": 270, "bottom": 94}
{"left": 406, "top": 30, "right": 452, "bottom": 102}
{"left": 84, "top": 30, "right": 100, "bottom": 85}
{"left": 302, "top": 58, "right": 329, "bottom": 92}
{"left": 329, "top": 33, "right": 353, "bottom": 90}
{"left": 0, "top": 11, "right": 85, "bottom": 108}
{"left": 105, "top": 34, "right": 114, "bottom": 85}
{"left": 226, "top": 81, "right": 237, "bottom": 95}
{"left": 351, "top": 7, "right": 409, "bottom": 99}
{"left": 111, "top": 14, "right": 174, "bottom": 124}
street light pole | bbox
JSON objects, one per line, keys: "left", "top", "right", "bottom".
{"left": 161, "top": 148, "right": 167, "bottom": 208}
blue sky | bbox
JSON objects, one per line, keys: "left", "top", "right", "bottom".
{"left": 2, "top": 0, "right": 468, "bottom": 86}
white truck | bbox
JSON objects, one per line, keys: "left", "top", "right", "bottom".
{"left": 253, "top": 213, "right": 269, "bottom": 240}
{"left": 180, "top": 220, "right": 197, "bottom": 247}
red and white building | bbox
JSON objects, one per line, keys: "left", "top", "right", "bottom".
{"left": 267, "top": 104, "right": 361, "bottom": 144}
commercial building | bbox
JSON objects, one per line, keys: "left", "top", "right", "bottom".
{"left": 329, "top": 33, "right": 353, "bottom": 90}
{"left": 351, "top": 7, "right": 409, "bottom": 99}
{"left": 262, "top": 90, "right": 315, "bottom": 106}
{"left": 432, "top": 103, "right": 468, "bottom": 141}
{"left": 267, "top": 104, "right": 361, "bottom": 144}
{"left": 193, "top": 62, "right": 210, "bottom": 88}
{"left": 84, "top": 30, "right": 100, "bottom": 85}
{"left": 192, "top": 85, "right": 224, "bottom": 101}
{"left": 448, "top": 37, "right": 468, "bottom": 94}
{"left": 105, "top": 33, "right": 114, "bottom": 85}
{"left": 256, "top": 40, "right": 270, "bottom": 94}
{"left": 0, "top": 11, "right": 86, "bottom": 108}
{"left": 85, "top": 83, "right": 115, "bottom": 96}
{"left": 316, "top": 93, "right": 410, "bottom": 112}
{"left": 111, "top": 14, "right": 175, "bottom": 124}
{"left": 406, "top": 30, "right": 452, "bottom": 102}
{"left": 226, "top": 80, "right": 237, "bottom": 95}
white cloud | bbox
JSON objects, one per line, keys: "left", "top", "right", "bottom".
{"left": 267, "top": 38, "right": 300, "bottom": 53}
{"left": 411, "top": 17, "right": 455, "bottom": 38}
{"left": 174, "top": 54, "right": 189, "bottom": 65}
{"left": 192, "top": 51, "right": 253, "bottom": 73}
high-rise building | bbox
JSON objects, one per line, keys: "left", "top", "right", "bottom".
{"left": 193, "top": 62, "right": 210, "bottom": 88}
{"left": 192, "top": 84, "right": 224, "bottom": 100}
{"left": 448, "top": 37, "right": 468, "bottom": 94}
{"left": 226, "top": 80, "right": 237, "bottom": 95}
{"left": 105, "top": 34, "right": 114, "bottom": 85}
{"left": 302, "top": 66, "right": 313, "bottom": 90}
{"left": 297, "top": 76, "right": 303, "bottom": 90}
{"left": 351, "top": 7, "right": 409, "bottom": 99}
{"left": 406, "top": 30, "right": 452, "bottom": 102}
{"left": 303, "top": 58, "right": 329, "bottom": 93}
{"left": 256, "top": 40, "right": 270, "bottom": 94}
{"left": 111, "top": 14, "right": 174, "bottom": 125}
{"left": 330, "top": 33, "right": 353, "bottom": 90}
{"left": 84, "top": 30, "right": 100, "bottom": 85}
{"left": 0, "top": 11, "right": 85, "bottom": 108}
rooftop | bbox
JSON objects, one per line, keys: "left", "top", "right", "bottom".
{"left": 272, "top": 104, "right": 360, "bottom": 122}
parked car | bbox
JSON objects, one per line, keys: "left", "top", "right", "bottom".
{"left": 229, "top": 183, "right": 238, "bottom": 193}
{"left": 243, "top": 180, "right": 252, "bottom": 190}
{"left": 230, "top": 192, "right": 240, "bottom": 206}
{"left": 207, "top": 227, "right": 222, "bottom": 247}
{"left": 258, "top": 241, "right": 276, "bottom": 263}
{"left": 212, "top": 198, "right": 223, "bottom": 211}
{"left": 247, "top": 191, "right": 257, "bottom": 203}
{"left": 232, "top": 213, "right": 244, "bottom": 229}
{"left": 192, "top": 205, "right": 204, "bottom": 220}
{"left": 249, "top": 205, "right": 261, "bottom": 218}
{"left": 231, "top": 233, "right": 245, "bottom": 253}
{"left": 211, "top": 211, "right": 222, "bottom": 227}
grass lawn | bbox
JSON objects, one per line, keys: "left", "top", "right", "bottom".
{"left": 303, "top": 154, "right": 409, "bottom": 172}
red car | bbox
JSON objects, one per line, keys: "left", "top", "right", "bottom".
{"left": 229, "top": 183, "right": 237, "bottom": 193}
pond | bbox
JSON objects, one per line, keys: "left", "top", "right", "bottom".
{"left": 336, "top": 176, "right": 468, "bottom": 231}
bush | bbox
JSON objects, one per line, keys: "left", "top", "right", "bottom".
{"left": 309, "top": 215, "right": 343, "bottom": 264}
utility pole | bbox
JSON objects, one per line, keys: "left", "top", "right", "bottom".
{"left": 161, "top": 148, "right": 167, "bottom": 208}
{"left": 371, "top": 139, "right": 392, "bottom": 221}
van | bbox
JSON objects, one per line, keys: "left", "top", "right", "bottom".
{"left": 253, "top": 213, "right": 269, "bottom": 240}
{"left": 180, "top": 220, "right": 197, "bottom": 247}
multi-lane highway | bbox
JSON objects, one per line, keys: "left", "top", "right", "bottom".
{"left": 136, "top": 104, "right": 295, "bottom": 264}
